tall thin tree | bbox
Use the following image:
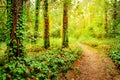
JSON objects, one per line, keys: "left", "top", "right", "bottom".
{"left": 44, "top": 0, "right": 50, "bottom": 49}
{"left": 113, "top": 0, "right": 117, "bottom": 37}
{"left": 62, "top": 0, "right": 69, "bottom": 48}
{"left": 34, "top": 0, "right": 41, "bottom": 42}
{"left": 104, "top": 0, "right": 108, "bottom": 35}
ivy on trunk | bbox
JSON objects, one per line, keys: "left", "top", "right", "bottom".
{"left": 6, "top": 0, "right": 25, "bottom": 58}
{"left": 34, "top": 0, "right": 41, "bottom": 43}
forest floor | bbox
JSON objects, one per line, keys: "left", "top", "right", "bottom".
{"left": 61, "top": 43, "right": 120, "bottom": 80}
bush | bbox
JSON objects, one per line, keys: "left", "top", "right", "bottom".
{"left": 0, "top": 48, "right": 82, "bottom": 80}
{"left": 109, "top": 50, "right": 120, "bottom": 68}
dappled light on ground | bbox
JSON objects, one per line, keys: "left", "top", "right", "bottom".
{"left": 0, "top": 0, "right": 120, "bottom": 79}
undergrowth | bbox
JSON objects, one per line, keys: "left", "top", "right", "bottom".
{"left": 0, "top": 47, "right": 82, "bottom": 80}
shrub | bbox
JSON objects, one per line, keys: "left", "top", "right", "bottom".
{"left": 0, "top": 48, "right": 82, "bottom": 80}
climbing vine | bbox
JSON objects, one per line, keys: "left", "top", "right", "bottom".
{"left": 6, "top": 0, "right": 12, "bottom": 58}
{"left": 15, "top": 1, "right": 26, "bottom": 57}
{"left": 6, "top": 0, "right": 26, "bottom": 58}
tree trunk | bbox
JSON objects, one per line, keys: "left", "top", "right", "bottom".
{"left": 10, "top": 0, "right": 19, "bottom": 56}
{"left": 113, "top": 0, "right": 117, "bottom": 20}
{"left": 104, "top": 0, "right": 108, "bottom": 35}
{"left": 44, "top": 0, "right": 50, "bottom": 49}
{"left": 113, "top": 0, "right": 117, "bottom": 37}
{"left": 34, "top": 0, "right": 41, "bottom": 42}
{"left": 62, "top": 1, "right": 69, "bottom": 48}
{"left": 8, "top": 0, "right": 24, "bottom": 57}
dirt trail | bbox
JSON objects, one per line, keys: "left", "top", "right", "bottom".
{"left": 62, "top": 43, "right": 120, "bottom": 80}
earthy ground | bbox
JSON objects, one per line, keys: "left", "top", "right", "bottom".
{"left": 61, "top": 43, "right": 120, "bottom": 80}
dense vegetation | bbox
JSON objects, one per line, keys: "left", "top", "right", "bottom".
{"left": 0, "top": 48, "right": 81, "bottom": 79}
{"left": 0, "top": 0, "right": 120, "bottom": 79}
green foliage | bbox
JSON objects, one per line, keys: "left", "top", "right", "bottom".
{"left": 0, "top": 1, "right": 8, "bottom": 42}
{"left": 5, "top": 1, "right": 27, "bottom": 57}
{"left": 0, "top": 0, "right": 120, "bottom": 79}
{"left": 80, "top": 36, "right": 120, "bottom": 68}
{"left": 0, "top": 48, "right": 82, "bottom": 79}
{"left": 109, "top": 48, "right": 120, "bottom": 68}
{"left": 51, "top": 26, "right": 61, "bottom": 38}
{"left": 105, "top": 0, "right": 120, "bottom": 38}
{"left": 107, "top": 38, "right": 120, "bottom": 68}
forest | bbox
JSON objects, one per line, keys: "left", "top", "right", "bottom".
{"left": 0, "top": 0, "right": 120, "bottom": 80}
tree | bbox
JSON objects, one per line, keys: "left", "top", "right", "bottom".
{"left": 6, "top": 0, "right": 25, "bottom": 57}
{"left": 62, "top": 0, "right": 69, "bottom": 48}
{"left": 34, "top": 0, "right": 41, "bottom": 42}
{"left": 112, "top": 0, "right": 117, "bottom": 37}
{"left": 104, "top": 0, "right": 108, "bottom": 35}
{"left": 44, "top": 0, "right": 50, "bottom": 49}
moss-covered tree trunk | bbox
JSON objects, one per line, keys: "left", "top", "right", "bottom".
{"left": 7, "top": 0, "right": 25, "bottom": 57}
{"left": 62, "top": 1, "right": 69, "bottom": 48}
{"left": 34, "top": 0, "right": 41, "bottom": 42}
{"left": 113, "top": 0, "right": 117, "bottom": 37}
{"left": 104, "top": 0, "right": 108, "bottom": 36}
{"left": 44, "top": 0, "right": 50, "bottom": 49}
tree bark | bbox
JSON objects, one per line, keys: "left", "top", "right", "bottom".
{"left": 34, "top": 0, "right": 41, "bottom": 42}
{"left": 104, "top": 0, "right": 108, "bottom": 35}
{"left": 62, "top": 1, "right": 69, "bottom": 48}
{"left": 113, "top": 0, "right": 117, "bottom": 36}
{"left": 10, "top": 0, "right": 23, "bottom": 57}
{"left": 44, "top": 0, "right": 50, "bottom": 49}
{"left": 113, "top": 0, "right": 117, "bottom": 19}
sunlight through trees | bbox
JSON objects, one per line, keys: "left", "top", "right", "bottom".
{"left": 0, "top": 0, "right": 120, "bottom": 79}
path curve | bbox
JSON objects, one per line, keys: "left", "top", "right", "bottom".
{"left": 62, "top": 43, "right": 120, "bottom": 80}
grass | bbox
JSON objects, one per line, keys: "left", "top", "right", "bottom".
{"left": 79, "top": 36, "right": 120, "bottom": 68}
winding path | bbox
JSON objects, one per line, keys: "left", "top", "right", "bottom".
{"left": 62, "top": 43, "right": 120, "bottom": 80}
